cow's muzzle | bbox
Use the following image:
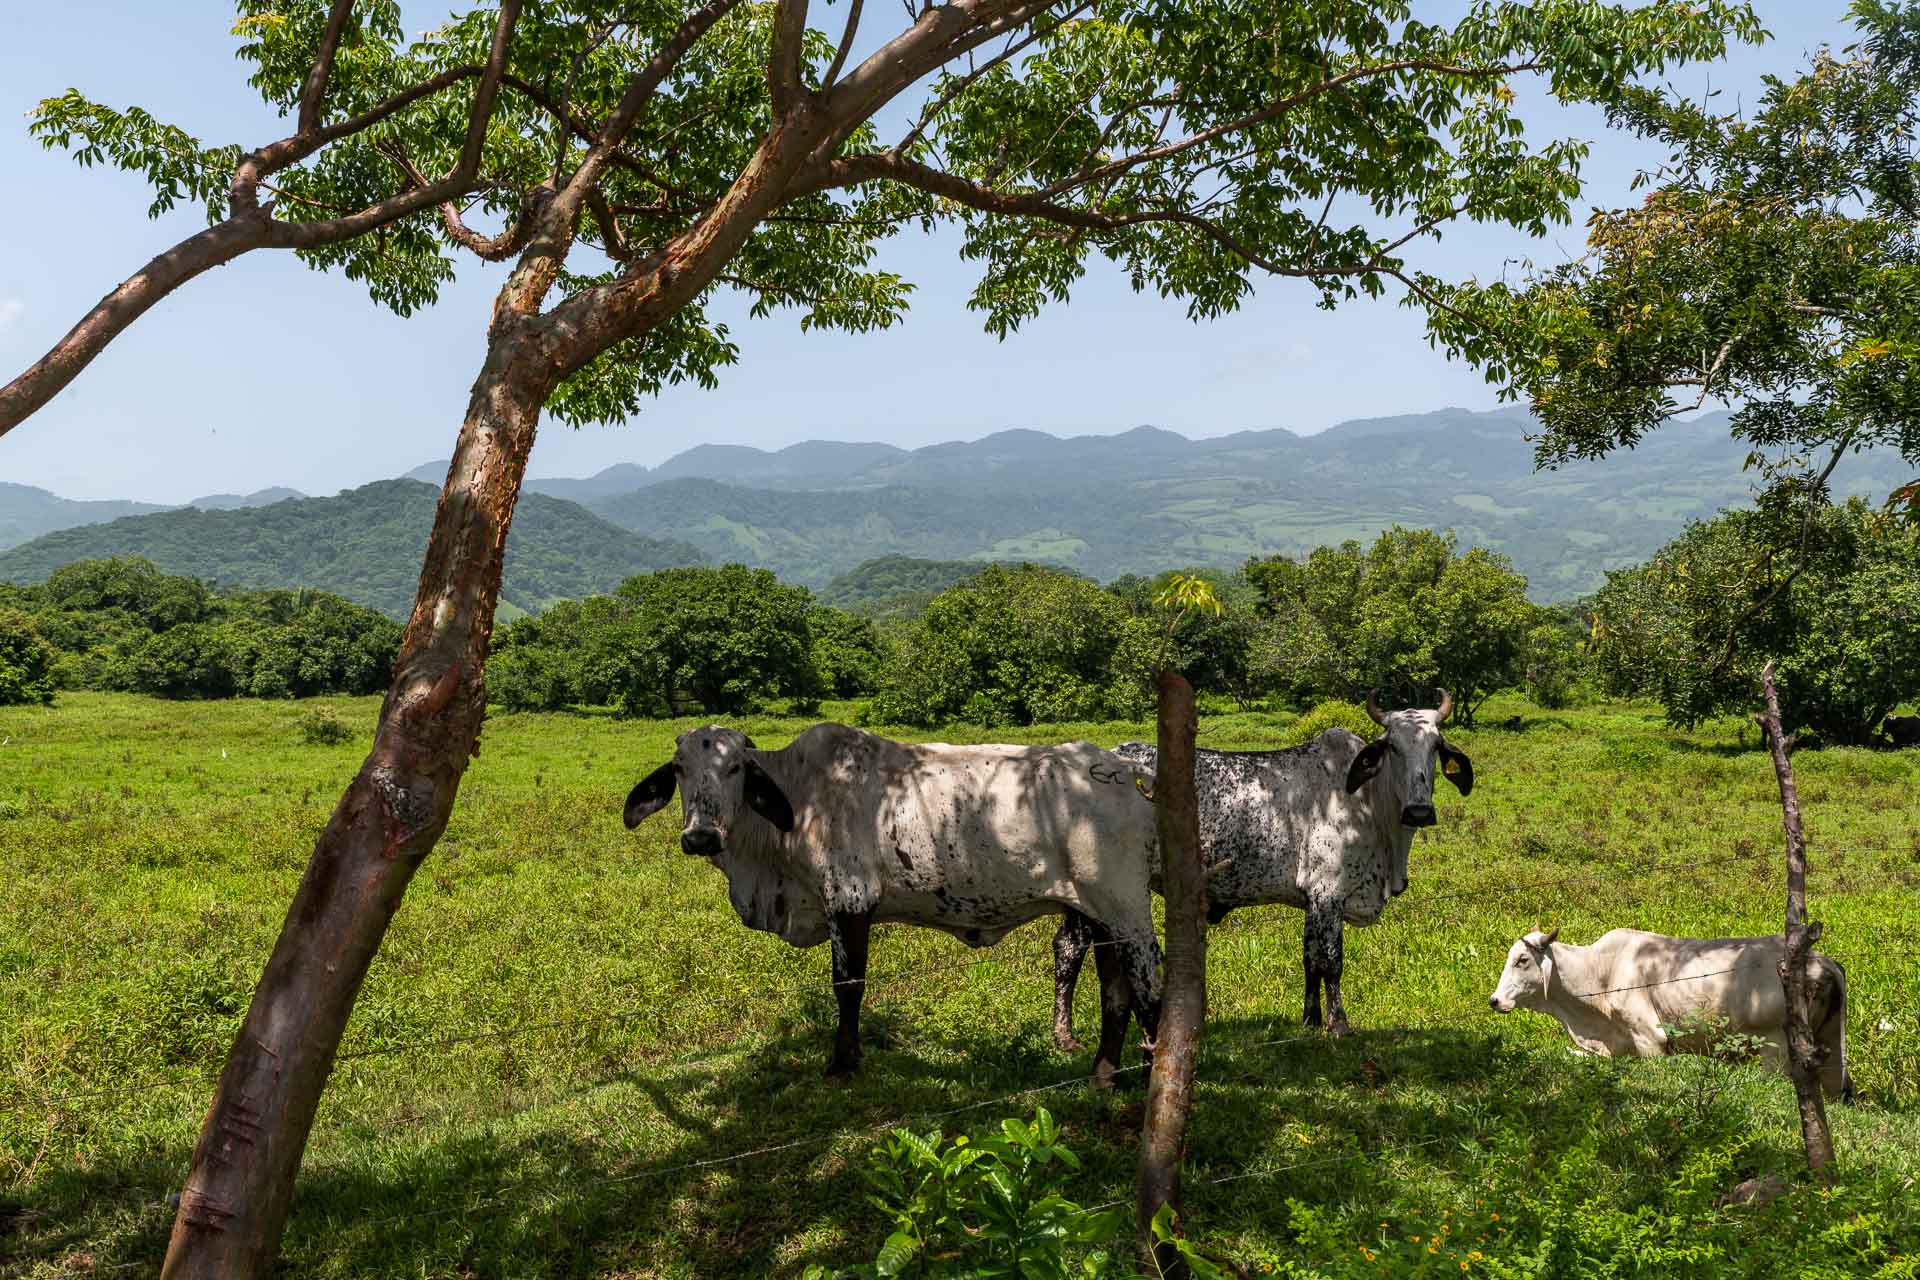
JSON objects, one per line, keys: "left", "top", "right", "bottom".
{"left": 1400, "top": 803, "right": 1437, "bottom": 828}
{"left": 681, "top": 827, "right": 724, "bottom": 857}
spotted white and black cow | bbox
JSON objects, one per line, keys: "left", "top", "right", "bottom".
{"left": 1051, "top": 691, "right": 1472, "bottom": 1040}
{"left": 623, "top": 723, "right": 1163, "bottom": 1082}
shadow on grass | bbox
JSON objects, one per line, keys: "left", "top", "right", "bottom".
{"left": 3, "top": 1016, "right": 1899, "bottom": 1277}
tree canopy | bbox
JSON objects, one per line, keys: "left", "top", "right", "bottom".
{"left": 3, "top": 557, "right": 403, "bottom": 700}
{"left": 1245, "top": 527, "right": 1545, "bottom": 724}
{"left": 10, "top": 0, "right": 1761, "bottom": 438}
{"left": 1588, "top": 498, "right": 1920, "bottom": 743}
{"left": 1432, "top": 0, "right": 1920, "bottom": 511}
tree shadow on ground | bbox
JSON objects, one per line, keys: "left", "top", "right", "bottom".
{"left": 3, "top": 1016, "right": 1889, "bottom": 1277}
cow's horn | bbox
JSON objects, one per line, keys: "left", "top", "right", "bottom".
{"left": 1366, "top": 688, "right": 1388, "bottom": 726}
{"left": 1434, "top": 687, "right": 1453, "bottom": 722}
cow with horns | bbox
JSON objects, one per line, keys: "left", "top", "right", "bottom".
{"left": 1051, "top": 689, "right": 1474, "bottom": 1040}
{"left": 622, "top": 724, "right": 1163, "bottom": 1083}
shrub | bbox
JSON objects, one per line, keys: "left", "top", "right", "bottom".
{"left": 297, "top": 706, "right": 356, "bottom": 746}
{"left": 872, "top": 564, "right": 1156, "bottom": 726}
{"left": 0, "top": 609, "right": 58, "bottom": 707}
{"left": 1279, "top": 699, "right": 1378, "bottom": 747}
{"left": 805, "top": 1107, "right": 1229, "bottom": 1280}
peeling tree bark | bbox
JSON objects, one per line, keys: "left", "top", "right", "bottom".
{"left": 1753, "top": 661, "right": 1836, "bottom": 1179}
{"left": 1136, "top": 670, "right": 1203, "bottom": 1275}
{"left": 159, "top": 332, "right": 552, "bottom": 1278}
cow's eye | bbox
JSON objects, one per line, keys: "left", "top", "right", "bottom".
{"left": 1517, "top": 955, "right": 1530, "bottom": 967}
{"left": 727, "top": 763, "right": 742, "bottom": 777}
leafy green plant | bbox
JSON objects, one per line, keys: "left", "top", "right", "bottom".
{"left": 0, "top": 608, "right": 57, "bottom": 707}
{"left": 809, "top": 1107, "right": 1131, "bottom": 1279}
{"left": 296, "top": 706, "right": 355, "bottom": 747}
{"left": 1658, "top": 1010, "right": 1776, "bottom": 1125}
{"left": 1279, "top": 700, "right": 1379, "bottom": 749}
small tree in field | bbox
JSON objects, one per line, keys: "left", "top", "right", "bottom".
{"left": 0, "top": 610, "right": 59, "bottom": 707}
{"left": 1246, "top": 527, "right": 1539, "bottom": 724}
{"left": 0, "top": 2, "right": 1759, "bottom": 1274}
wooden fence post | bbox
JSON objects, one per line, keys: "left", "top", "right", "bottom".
{"left": 1137, "top": 670, "right": 1205, "bottom": 1273}
{"left": 1754, "top": 660, "right": 1836, "bottom": 1176}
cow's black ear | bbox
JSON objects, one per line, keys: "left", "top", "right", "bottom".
{"left": 743, "top": 758, "right": 795, "bottom": 833}
{"left": 1344, "top": 739, "right": 1389, "bottom": 794}
{"left": 623, "top": 761, "right": 676, "bottom": 830}
{"left": 1438, "top": 741, "right": 1474, "bottom": 795}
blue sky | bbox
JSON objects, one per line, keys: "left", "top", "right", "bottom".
{"left": 0, "top": 1, "right": 1859, "bottom": 502}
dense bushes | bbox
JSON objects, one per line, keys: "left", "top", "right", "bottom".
{"left": 0, "top": 557, "right": 401, "bottom": 702}
{"left": 1589, "top": 499, "right": 1920, "bottom": 743}
{"left": 869, "top": 564, "right": 1157, "bottom": 726}
{"left": 1244, "top": 528, "right": 1557, "bottom": 724}
{"left": 0, "top": 609, "right": 57, "bottom": 706}
{"left": 489, "top": 566, "right": 886, "bottom": 716}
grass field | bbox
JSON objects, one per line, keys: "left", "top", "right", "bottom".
{"left": 1, "top": 692, "right": 1917, "bottom": 1278}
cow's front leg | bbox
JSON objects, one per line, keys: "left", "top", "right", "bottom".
{"left": 826, "top": 910, "right": 872, "bottom": 1078}
{"left": 1303, "top": 896, "right": 1348, "bottom": 1034}
{"left": 1051, "top": 910, "right": 1094, "bottom": 1051}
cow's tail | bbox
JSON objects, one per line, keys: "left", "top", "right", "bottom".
{"left": 1817, "top": 955, "right": 1856, "bottom": 1105}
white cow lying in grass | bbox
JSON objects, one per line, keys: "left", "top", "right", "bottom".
{"left": 1488, "top": 927, "right": 1854, "bottom": 1101}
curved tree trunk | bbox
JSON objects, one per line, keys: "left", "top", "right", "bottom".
{"left": 160, "top": 330, "right": 551, "bottom": 1279}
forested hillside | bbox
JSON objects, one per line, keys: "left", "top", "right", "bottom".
{"left": 817, "top": 555, "right": 1000, "bottom": 619}
{"left": 0, "top": 483, "right": 171, "bottom": 552}
{"left": 0, "top": 481, "right": 704, "bottom": 618}
{"left": 575, "top": 410, "right": 1912, "bottom": 596}
{"left": 11, "top": 409, "right": 1911, "bottom": 602}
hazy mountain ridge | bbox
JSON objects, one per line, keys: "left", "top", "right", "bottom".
{"left": 0, "top": 480, "right": 704, "bottom": 618}
{"left": 574, "top": 409, "right": 1911, "bottom": 597}
{"left": 8, "top": 408, "right": 1910, "bottom": 605}
{"left": 0, "top": 483, "right": 173, "bottom": 553}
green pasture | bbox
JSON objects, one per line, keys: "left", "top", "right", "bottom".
{"left": 1, "top": 693, "right": 1917, "bottom": 1277}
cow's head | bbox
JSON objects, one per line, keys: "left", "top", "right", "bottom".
{"left": 1343, "top": 688, "right": 1474, "bottom": 827}
{"left": 622, "top": 725, "right": 795, "bottom": 855}
{"left": 1488, "top": 927, "right": 1559, "bottom": 1013}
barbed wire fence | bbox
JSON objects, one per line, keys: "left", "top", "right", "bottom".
{"left": 5, "top": 840, "right": 1914, "bottom": 1273}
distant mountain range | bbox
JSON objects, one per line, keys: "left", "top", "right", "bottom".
{"left": 6, "top": 408, "right": 1911, "bottom": 606}
{"left": 0, "top": 482, "right": 303, "bottom": 553}
{"left": 0, "top": 480, "right": 703, "bottom": 618}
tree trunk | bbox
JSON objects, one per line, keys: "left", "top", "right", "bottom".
{"left": 1136, "top": 671, "right": 1204, "bottom": 1274}
{"left": 1754, "top": 662, "right": 1836, "bottom": 1178}
{"left": 159, "top": 331, "right": 550, "bottom": 1279}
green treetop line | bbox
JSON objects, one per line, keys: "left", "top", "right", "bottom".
{"left": 10, "top": 509, "right": 1914, "bottom": 743}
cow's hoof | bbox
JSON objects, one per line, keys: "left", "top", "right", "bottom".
{"left": 1053, "top": 1026, "right": 1084, "bottom": 1053}
{"left": 824, "top": 1057, "right": 861, "bottom": 1081}
{"left": 1328, "top": 1019, "right": 1353, "bottom": 1038}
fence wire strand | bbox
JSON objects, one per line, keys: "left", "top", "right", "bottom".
{"left": 6, "top": 844, "right": 1899, "bottom": 1117}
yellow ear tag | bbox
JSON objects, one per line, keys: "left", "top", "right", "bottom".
{"left": 1443, "top": 759, "right": 1460, "bottom": 776}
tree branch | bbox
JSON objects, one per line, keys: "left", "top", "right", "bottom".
{"left": 381, "top": 143, "right": 543, "bottom": 262}
{"left": 769, "top": 0, "right": 813, "bottom": 114}
{"left": 560, "top": 0, "right": 751, "bottom": 206}
{"left": 1036, "top": 56, "right": 1545, "bottom": 200}
{"left": 887, "top": 2, "right": 1092, "bottom": 155}
{"left": 827, "top": 0, "right": 1063, "bottom": 132}
{"left": 824, "top": 0, "right": 865, "bottom": 88}
{"left": 296, "top": 0, "right": 358, "bottom": 136}
{"left": 586, "top": 186, "right": 637, "bottom": 262}
{"left": 0, "top": 1, "right": 525, "bottom": 435}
